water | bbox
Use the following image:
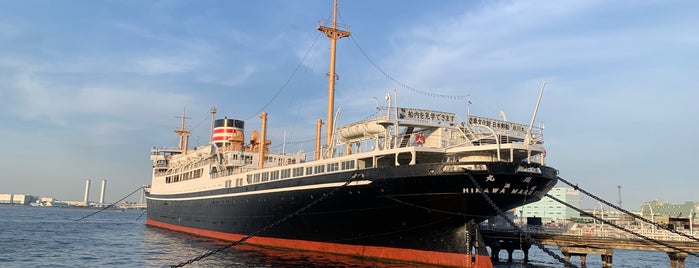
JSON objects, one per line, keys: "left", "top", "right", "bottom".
{"left": 0, "top": 206, "right": 695, "bottom": 268}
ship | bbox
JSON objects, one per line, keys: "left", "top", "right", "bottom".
{"left": 144, "top": 1, "right": 558, "bottom": 267}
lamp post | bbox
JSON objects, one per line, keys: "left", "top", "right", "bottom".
{"left": 593, "top": 201, "right": 605, "bottom": 236}
{"left": 690, "top": 207, "right": 694, "bottom": 234}
{"left": 643, "top": 203, "right": 655, "bottom": 236}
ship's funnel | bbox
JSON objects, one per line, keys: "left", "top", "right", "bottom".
{"left": 83, "top": 179, "right": 91, "bottom": 205}
{"left": 212, "top": 118, "right": 245, "bottom": 149}
{"left": 99, "top": 179, "right": 107, "bottom": 204}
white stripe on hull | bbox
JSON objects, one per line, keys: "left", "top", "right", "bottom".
{"left": 146, "top": 180, "right": 372, "bottom": 201}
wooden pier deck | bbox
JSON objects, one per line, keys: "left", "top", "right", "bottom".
{"left": 481, "top": 225, "right": 699, "bottom": 267}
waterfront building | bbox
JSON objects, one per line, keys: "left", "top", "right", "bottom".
{"left": 517, "top": 187, "right": 581, "bottom": 222}
{"left": 641, "top": 200, "right": 698, "bottom": 224}
{"left": 0, "top": 194, "right": 37, "bottom": 205}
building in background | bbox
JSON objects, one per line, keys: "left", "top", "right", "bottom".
{"left": 641, "top": 200, "right": 698, "bottom": 225}
{"left": 0, "top": 194, "right": 39, "bottom": 205}
{"left": 517, "top": 187, "right": 581, "bottom": 222}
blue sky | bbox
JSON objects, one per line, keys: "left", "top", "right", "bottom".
{"left": 1, "top": 0, "right": 696, "bottom": 209}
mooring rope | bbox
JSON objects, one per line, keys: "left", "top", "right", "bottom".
{"left": 74, "top": 186, "right": 144, "bottom": 222}
{"left": 547, "top": 193, "right": 699, "bottom": 258}
{"left": 465, "top": 171, "right": 577, "bottom": 268}
{"left": 135, "top": 209, "right": 147, "bottom": 222}
{"left": 556, "top": 176, "right": 699, "bottom": 243}
{"left": 169, "top": 173, "right": 364, "bottom": 267}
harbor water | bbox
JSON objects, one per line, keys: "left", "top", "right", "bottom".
{"left": 0, "top": 206, "right": 696, "bottom": 267}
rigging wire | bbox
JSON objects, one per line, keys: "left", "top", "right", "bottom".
{"left": 338, "top": 8, "right": 469, "bottom": 102}
{"left": 546, "top": 193, "right": 699, "bottom": 258}
{"left": 349, "top": 34, "right": 468, "bottom": 100}
{"left": 74, "top": 186, "right": 144, "bottom": 221}
{"left": 188, "top": 115, "right": 211, "bottom": 146}
{"left": 465, "top": 171, "right": 576, "bottom": 268}
{"left": 242, "top": 32, "right": 323, "bottom": 121}
{"left": 556, "top": 176, "right": 699, "bottom": 244}
{"left": 169, "top": 173, "right": 363, "bottom": 267}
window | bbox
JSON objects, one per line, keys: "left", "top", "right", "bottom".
{"left": 327, "top": 163, "right": 339, "bottom": 172}
{"left": 293, "top": 167, "right": 304, "bottom": 177}
{"left": 281, "top": 169, "right": 291, "bottom": 179}
{"left": 341, "top": 160, "right": 355, "bottom": 170}
{"left": 270, "top": 171, "right": 279, "bottom": 180}
{"left": 261, "top": 172, "right": 269, "bottom": 182}
{"left": 306, "top": 167, "right": 313, "bottom": 175}
{"left": 314, "top": 165, "right": 325, "bottom": 174}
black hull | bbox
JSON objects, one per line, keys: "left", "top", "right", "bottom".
{"left": 146, "top": 162, "right": 557, "bottom": 266}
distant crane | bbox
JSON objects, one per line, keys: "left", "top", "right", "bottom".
{"left": 617, "top": 185, "right": 622, "bottom": 209}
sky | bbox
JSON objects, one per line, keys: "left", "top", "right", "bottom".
{"left": 0, "top": 0, "right": 697, "bottom": 209}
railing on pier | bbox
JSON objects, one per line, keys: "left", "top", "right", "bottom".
{"left": 482, "top": 224, "right": 699, "bottom": 242}
{"left": 481, "top": 224, "right": 699, "bottom": 267}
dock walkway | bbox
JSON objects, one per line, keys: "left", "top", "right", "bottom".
{"left": 481, "top": 224, "right": 699, "bottom": 267}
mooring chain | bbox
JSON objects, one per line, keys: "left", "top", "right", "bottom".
{"left": 519, "top": 180, "right": 531, "bottom": 257}
{"left": 556, "top": 176, "right": 699, "bottom": 243}
{"left": 465, "top": 171, "right": 577, "bottom": 268}
{"left": 465, "top": 219, "right": 490, "bottom": 257}
{"left": 74, "top": 186, "right": 144, "bottom": 222}
{"left": 170, "top": 173, "right": 364, "bottom": 268}
{"left": 546, "top": 194, "right": 699, "bottom": 258}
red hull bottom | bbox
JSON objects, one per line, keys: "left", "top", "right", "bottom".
{"left": 147, "top": 219, "right": 492, "bottom": 268}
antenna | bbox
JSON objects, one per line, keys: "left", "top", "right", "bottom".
{"left": 282, "top": 129, "right": 287, "bottom": 155}
{"left": 525, "top": 81, "right": 546, "bottom": 145}
{"left": 209, "top": 106, "right": 217, "bottom": 142}
{"left": 499, "top": 111, "right": 507, "bottom": 122}
{"left": 467, "top": 94, "right": 472, "bottom": 116}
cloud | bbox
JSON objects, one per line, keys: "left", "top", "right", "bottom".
{"left": 7, "top": 71, "right": 191, "bottom": 128}
{"left": 134, "top": 56, "right": 201, "bottom": 75}
{"left": 197, "top": 66, "right": 257, "bottom": 87}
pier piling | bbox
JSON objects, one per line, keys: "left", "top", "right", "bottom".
{"left": 486, "top": 238, "right": 531, "bottom": 263}
{"left": 667, "top": 252, "right": 688, "bottom": 268}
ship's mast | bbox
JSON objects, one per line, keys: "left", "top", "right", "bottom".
{"left": 258, "top": 112, "right": 268, "bottom": 169}
{"left": 317, "top": 0, "right": 351, "bottom": 154}
{"left": 314, "top": 119, "right": 323, "bottom": 160}
{"left": 209, "top": 106, "right": 217, "bottom": 142}
{"left": 174, "top": 107, "right": 191, "bottom": 154}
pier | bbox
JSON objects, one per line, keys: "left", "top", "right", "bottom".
{"left": 481, "top": 224, "right": 699, "bottom": 267}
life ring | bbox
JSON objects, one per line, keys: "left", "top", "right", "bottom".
{"left": 415, "top": 133, "right": 425, "bottom": 145}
